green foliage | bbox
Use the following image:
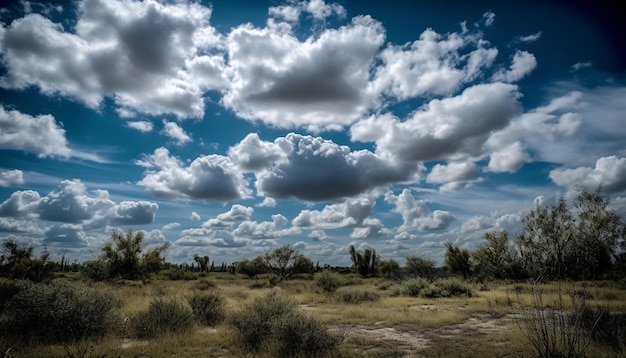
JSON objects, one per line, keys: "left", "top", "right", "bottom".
{"left": 229, "top": 292, "right": 341, "bottom": 357}
{"left": 404, "top": 255, "right": 436, "bottom": 278}
{"left": 337, "top": 287, "right": 380, "bottom": 303}
{"left": 236, "top": 256, "right": 269, "bottom": 278}
{"left": 401, "top": 278, "right": 429, "bottom": 297}
{"left": 378, "top": 259, "right": 402, "bottom": 280}
{"left": 1, "top": 280, "right": 118, "bottom": 344}
{"left": 349, "top": 245, "right": 378, "bottom": 277}
{"left": 444, "top": 242, "right": 471, "bottom": 278}
{"left": 517, "top": 187, "right": 625, "bottom": 280}
{"left": 0, "top": 239, "right": 53, "bottom": 282}
{"left": 97, "top": 230, "right": 170, "bottom": 280}
{"left": 193, "top": 254, "right": 210, "bottom": 272}
{"left": 131, "top": 298, "right": 194, "bottom": 338}
{"left": 471, "top": 231, "right": 525, "bottom": 280}
{"left": 420, "top": 278, "right": 473, "bottom": 298}
{"left": 314, "top": 270, "right": 343, "bottom": 294}
{"left": 264, "top": 245, "right": 313, "bottom": 278}
{"left": 159, "top": 266, "right": 196, "bottom": 280}
{"left": 187, "top": 290, "right": 225, "bottom": 326}
{"left": 81, "top": 260, "right": 109, "bottom": 281}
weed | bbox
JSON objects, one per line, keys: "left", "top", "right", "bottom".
{"left": 187, "top": 290, "right": 225, "bottom": 326}
{"left": 315, "top": 271, "right": 343, "bottom": 294}
{"left": 337, "top": 287, "right": 380, "bottom": 303}
{"left": 131, "top": 298, "right": 194, "bottom": 338}
{"left": 402, "top": 278, "right": 429, "bottom": 297}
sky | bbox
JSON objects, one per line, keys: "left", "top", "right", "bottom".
{"left": 0, "top": 0, "right": 624, "bottom": 267}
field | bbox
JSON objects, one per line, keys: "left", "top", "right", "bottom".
{"left": 2, "top": 272, "right": 625, "bottom": 358}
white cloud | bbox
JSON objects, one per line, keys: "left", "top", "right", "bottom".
{"left": 137, "top": 147, "right": 250, "bottom": 202}
{"left": 351, "top": 83, "right": 521, "bottom": 163}
{"left": 550, "top": 156, "right": 626, "bottom": 193}
{"left": 0, "top": 106, "right": 71, "bottom": 158}
{"left": 190, "top": 211, "right": 201, "bottom": 221}
{"left": 161, "top": 120, "right": 191, "bottom": 145}
{"left": 386, "top": 189, "right": 456, "bottom": 231}
{"left": 162, "top": 222, "right": 180, "bottom": 231}
{"left": 292, "top": 195, "right": 375, "bottom": 229}
{"left": 228, "top": 133, "right": 285, "bottom": 171}
{"left": 268, "top": 0, "right": 345, "bottom": 22}
{"left": 0, "top": 169, "right": 24, "bottom": 187}
{"left": 43, "top": 224, "right": 88, "bottom": 247}
{"left": 492, "top": 50, "right": 537, "bottom": 83}
{"left": 518, "top": 31, "right": 542, "bottom": 43}
{"left": 570, "top": 61, "right": 592, "bottom": 72}
{"left": 426, "top": 162, "right": 480, "bottom": 192}
{"left": 222, "top": 15, "right": 384, "bottom": 131}
{"left": 203, "top": 204, "right": 253, "bottom": 228}
{"left": 487, "top": 141, "right": 530, "bottom": 173}
{"left": 309, "top": 229, "right": 328, "bottom": 241}
{"left": 0, "top": 0, "right": 225, "bottom": 119}
{"left": 482, "top": 11, "right": 495, "bottom": 27}
{"left": 350, "top": 217, "right": 387, "bottom": 240}
{"left": 126, "top": 120, "right": 153, "bottom": 133}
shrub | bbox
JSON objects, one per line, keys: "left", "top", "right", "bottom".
{"left": 131, "top": 298, "right": 194, "bottom": 338}
{"left": 0, "top": 280, "right": 20, "bottom": 312}
{"left": 194, "top": 278, "right": 217, "bottom": 291}
{"left": 187, "top": 290, "right": 225, "bottom": 326}
{"left": 337, "top": 287, "right": 380, "bottom": 303}
{"left": 160, "top": 266, "right": 196, "bottom": 280}
{"left": 421, "top": 278, "right": 472, "bottom": 298}
{"left": 2, "top": 280, "right": 118, "bottom": 344}
{"left": 314, "top": 270, "right": 343, "bottom": 294}
{"left": 229, "top": 291, "right": 341, "bottom": 356}
{"left": 402, "top": 278, "right": 429, "bottom": 297}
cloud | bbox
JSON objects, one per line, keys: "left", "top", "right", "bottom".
{"left": 162, "top": 222, "right": 180, "bottom": 231}
{"left": 202, "top": 204, "right": 253, "bottom": 228}
{"left": 228, "top": 133, "right": 284, "bottom": 171}
{"left": 190, "top": 212, "right": 201, "bottom": 221}
{"left": 351, "top": 82, "right": 521, "bottom": 163}
{"left": 0, "top": 179, "right": 158, "bottom": 227}
{"left": 292, "top": 195, "right": 375, "bottom": 229}
{"left": 161, "top": 120, "right": 191, "bottom": 145}
{"left": 387, "top": 189, "right": 456, "bottom": 231}
{"left": 570, "top": 61, "right": 592, "bottom": 73}
{"left": 126, "top": 120, "right": 153, "bottom": 133}
{"left": 482, "top": 11, "right": 495, "bottom": 27}
{"left": 254, "top": 133, "right": 421, "bottom": 201}
{"left": 550, "top": 156, "right": 626, "bottom": 193}
{"left": 487, "top": 142, "right": 530, "bottom": 173}
{"left": 350, "top": 217, "right": 387, "bottom": 240}
{"left": 0, "top": 106, "right": 71, "bottom": 158}
{"left": 309, "top": 229, "right": 328, "bottom": 241}
{"left": 0, "top": 0, "right": 225, "bottom": 119}
{"left": 426, "top": 162, "right": 480, "bottom": 192}
{"left": 222, "top": 15, "right": 384, "bottom": 131}
{"left": 0, "top": 217, "right": 41, "bottom": 234}
{"left": 492, "top": 50, "right": 537, "bottom": 83}
{"left": 43, "top": 224, "right": 88, "bottom": 247}
{"left": 269, "top": 0, "right": 345, "bottom": 22}
{"left": 518, "top": 31, "right": 542, "bottom": 43}
{"left": 0, "top": 169, "right": 24, "bottom": 187}
{"left": 137, "top": 147, "right": 250, "bottom": 202}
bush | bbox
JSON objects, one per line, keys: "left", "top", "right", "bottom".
{"left": 160, "top": 266, "right": 196, "bottom": 281}
{"left": 131, "top": 298, "right": 194, "bottom": 338}
{"left": 402, "top": 278, "right": 429, "bottom": 297}
{"left": 337, "top": 287, "right": 380, "bottom": 303}
{"left": 0, "top": 280, "right": 20, "bottom": 312}
{"left": 187, "top": 290, "right": 225, "bottom": 326}
{"left": 2, "top": 280, "right": 118, "bottom": 344}
{"left": 421, "top": 278, "right": 472, "bottom": 298}
{"left": 229, "top": 291, "right": 341, "bottom": 356}
{"left": 314, "top": 270, "right": 343, "bottom": 294}
{"left": 193, "top": 278, "right": 217, "bottom": 291}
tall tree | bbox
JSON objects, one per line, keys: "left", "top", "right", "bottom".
{"left": 264, "top": 245, "right": 313, "bottom": 278}
{"left": 101, "top": 230, "right": 169, "bottom": 279}
{"left": 471, "top": 231, "right": 523, "bottom": 280}
{"left": 444, "top": 242, "right": 471, "bottom": 278}
{"left": 349, "top": 245, "right": 379, "bottom": 277}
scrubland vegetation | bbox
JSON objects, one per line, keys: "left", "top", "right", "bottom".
{"left": 0, "top": 187, "right": 625, "bottom": 357}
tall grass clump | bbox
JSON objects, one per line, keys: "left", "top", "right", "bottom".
{"left": 131, "top": 298, "right": 194, "bottom": 338}
{"left": 421, "top": 278, "right": 473, "bottom": 298}
{"left": 314, "top": 270, "right": 343, "bottom": 294}
{"left": 187, "top": 290, "right": 225, "bottom": 326}
{"left": 516, "top": 283, "right": 598, "bottom": 358}
{"left": 1, "top": 280, "right": 118, "bottom": 344}
{"left": 229, "top": 291, "right": 342, "bottom": 357}
{"left": 402, "top": 278, "right": 429, "bottom": 297}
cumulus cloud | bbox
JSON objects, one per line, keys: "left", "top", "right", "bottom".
{"left": 487, "top": 142, "right": 530, "bottom": 173}
{"left": 136, "top": 147, "right": 250, "bottom": 202}
{"left": 228, "top": 133, "right": 284, "bottom": 171}
{"left": 0, "top": 217, "right": 41, "bottom": 234}
{"left": 269, "top": 0, "right": 345, "bottom": 22}
{"left": 351, "top": 83, "right": 521, "bottom": 163}
{"left": 190, "top": 212, "right": 201, "bottom": 221}
{"left": 0, "top": 179, "right": 158, "bottom": 227}
{"left": 350, "top": 217, "right": 387, "bottom": 240}
{"left": 0, "top": 169, "right": 24, "bottom": 187}
{"left": 570, "top": 61, "right": 592, "bottom": 72}
{"left": 387, "top": 189, "right": 456, "bottom": 231}
{"left": 0, "top": 0, "right": 225, "bottom": 118}
{"left": 0, "top": 106, "right": 71, "bottom": 158}
{"left": 253, "top": 133, "right": 421, "bottom": 201}
{"left": 222, "top": 15, "right": 384, "bottom": 131}
{"left": 550, "top": 156, "right": 626, "bottom": 193}
{"left": 202, "top": 204, "right": 253, "bottom": 228}
{"left": 162, "top": 222, "right": 180, "bottom": 231}
{"left": 126, "top": 120, "right": 153, "bottom": 133}
{"left": 491, "top": 50, "right": 537, "bottom": 83}
{"left": 292, "top": 195, "right": 375, "bottom": 229}
{"left": 426, "top": 162, "right": 480, "bottom": 192}
{"left": 518, "top": 31, "right": 542, "bottom": 43}
{"left": 161, "top": 120, "right": 191, "bottom": 145}
{"left": 43, "top": 224, "right": 88, "bottom": 247}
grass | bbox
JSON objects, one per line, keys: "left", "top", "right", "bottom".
{"left": 1, "top": 276, "right": 625, "bottom": 357}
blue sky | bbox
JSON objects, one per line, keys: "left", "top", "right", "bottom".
{"left": 0, "top": 0, "right": 624, "bottom": 266}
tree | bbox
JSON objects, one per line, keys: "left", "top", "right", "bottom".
{"left": 444, "top": 242, "right": 471, "bottom": 278}
{"left": 193, "top": 254, "right": 210, "bottom": 272}
{"left": 0, "top": 239, "right": 53, "bottom": 282}
{"left": 264, "top": 245, "right": 313, "bottom": 278}
{"left": 516, "top": 187, "right": 625, "bottom": 280}
{"left": 405, "top": 255, "right": 436, "bottom": 278}
{"left": 349, "top": 245, "right": 378, "bottom": 277}
{"left": 101, "top": 230, "right": 170, "bottom": 280}
{"left": 378, "top": 259, "right": 401, "bottom": 279}
{"left": 471, "top": 231, "right": 524, "bottom": 280}
{"left": 237, "top": 256, "right": 269, "bottom": 278}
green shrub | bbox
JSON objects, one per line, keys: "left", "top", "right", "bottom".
{"left": 314, "top": 271, "right": 343, "bottom": 294}
{"left": 402, "top": 278, "right": 429, "bottom": 297}
{"left": 187, "top": 290, "right": 225, "bottom": 326}
{"left": 0, "top": 280, "right": 20, "bottom": 312}
{"left": 421, "top": 278, "right": 472, "bottom": 298}
{"left": 193, "top": 278, "right": 217, "bottom": 291}
{"left": 229, "top": 291, "right": 341, "bottom": 356}
{"left": 160, "top": 267, "right": 196, "bottom": 280}
{"left": 131, "top": 298, "right": 194, "bottom": 338}
{"left": 337, "top": 287, "right": 380, "bottom": 303}
{"left": 81, "top": 260, "right": 109, "bottom": 281}
{"left": 2, "top": 280, "right": 118, "bottom": 344}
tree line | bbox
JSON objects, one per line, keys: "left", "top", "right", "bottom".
{"left": 1, "top": 187, "right": 624, "bottom": 283}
